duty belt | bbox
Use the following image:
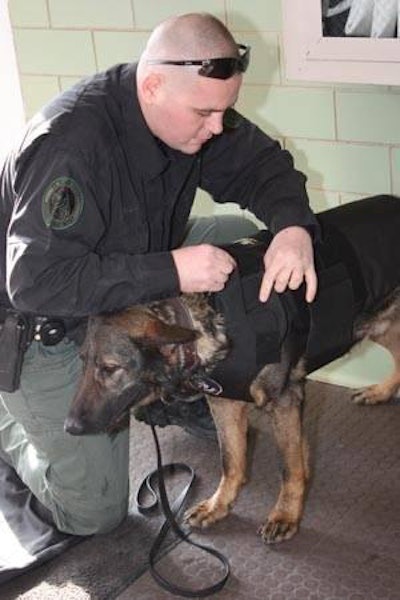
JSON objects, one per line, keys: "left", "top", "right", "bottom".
{"left": 0, "top": 308, "right": 82, "bottom": 346}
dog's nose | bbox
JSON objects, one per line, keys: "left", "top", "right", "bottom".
{"left": 64, "top": 416, "right": 85, "bottom": 436}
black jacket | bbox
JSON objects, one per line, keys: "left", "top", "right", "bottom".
{"left": 0, "top": 63, "right": 317, "bottom": 317}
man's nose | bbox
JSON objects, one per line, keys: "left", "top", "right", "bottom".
{"left": 207, "top": 112, "right": 224, "bottom": 135}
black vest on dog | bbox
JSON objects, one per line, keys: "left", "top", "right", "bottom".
{"left": 205, "top": 195, "right": 400, "bottom": 401}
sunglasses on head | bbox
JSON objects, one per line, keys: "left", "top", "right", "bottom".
{"left": 147, "top": 44, "right": 250, "bottom": 80}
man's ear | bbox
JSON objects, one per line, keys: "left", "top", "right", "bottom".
{"left": 140, "top": 72, "right": 163, "bottom": 104}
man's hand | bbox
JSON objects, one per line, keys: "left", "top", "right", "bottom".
{"left": 172, "top": 244, "right": 236, "bottom": 293}
{"left": 259, "top": 226, "right": 317, "bottom": 303}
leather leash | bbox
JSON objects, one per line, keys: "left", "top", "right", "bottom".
{"left": 136, "top": 415, "right": 230, "bottom": 597}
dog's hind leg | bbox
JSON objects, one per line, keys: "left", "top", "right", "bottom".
{"left": 352, "top": 295, "right": 400, "bottom": 405}
{"left": 184, "top": 397, "right": 248, "bottom": 528}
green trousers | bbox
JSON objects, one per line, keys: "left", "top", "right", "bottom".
{"left": 0, "top": 214, "right": 258, "bottom": 535}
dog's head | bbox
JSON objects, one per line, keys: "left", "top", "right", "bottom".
{"left": 64, "top": 306, "right": 198, "bottom": 435}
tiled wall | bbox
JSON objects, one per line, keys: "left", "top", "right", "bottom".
{"left": 8, "top": 0, "right": 399, "bottom": 387}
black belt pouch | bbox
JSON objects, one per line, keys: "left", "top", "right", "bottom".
{"left": 0, "top": 311, "right": 32, "bottom": 393}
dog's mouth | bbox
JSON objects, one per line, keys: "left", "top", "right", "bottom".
{"left": 65, "top": 382, "right": 150, "bottom": 436}
{"left": 104, "top": 386, "right": 147, "bottom": 433}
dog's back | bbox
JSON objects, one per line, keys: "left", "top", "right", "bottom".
{"left": 317, "top": 194, "right": 400, "bottom": 311}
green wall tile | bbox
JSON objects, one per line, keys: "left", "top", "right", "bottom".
{"left": 192, "top": 191, "right": 262, "bottom": 226}
{"left": 14, "top": 29, "right": 96, "bottom": 75}
{"left": 94, "top": 32, "right": 149, "bottom": 71}
{"left": 237, "top": 86, "right": 335, "bottom": 139}
{"left": 286, "top": 139, "right": 391, "bottom": 195}
{"left": 337, "top": 92, "right": 400, "bottom": 145}
{"left": 48, "top": 0, "right": 134, "bottom": 29}
{"left": 192, "top": 190, "right": 245, "bottom": 218}
{"left": 191, "top": 189, "right": 214, "bottom": 216}
{"left": 227, "top": 0, "right": 282, "bottom": 31}
{"left": 9, "top": 0, "right": 49, "bottom": 27}
{"left": 392, "top": 148, "right": 400, "bottom": 196}
{"left": 307, "top": 189, "right": 339, "bottom": 213}
{"left": 20, "top": 75, "right": 60, "bottom": 119}
{"left": 59, "top": 76, "right": 84, "bottom": 91}
{"left": 132, "top": 0, "right": 225, "bottom": 29}
{"left": 340, "top": 192, "right": 369, "bottom": 203}
{"left": 241, "top": 32, "right": 280, "bottom": 85}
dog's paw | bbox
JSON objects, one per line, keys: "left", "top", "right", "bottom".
{"left": 184, "top": 498, "right": 229, "bottom": 528}
{"left": 352, "top": 385, "right": 391, "bottom": 405}
{"left": 258, "top": 515, "right": 299, "bottom": 544}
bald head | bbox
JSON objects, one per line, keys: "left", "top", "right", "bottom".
{"left": 135, "top": 13, "right": 243, "bottom": 155}
{"left": 141, "top": 13, "right": 239, "bottom": 64}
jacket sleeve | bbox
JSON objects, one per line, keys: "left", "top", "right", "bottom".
{"left": 6, "top": 141, "right": 180, "bottom": 317}
{"left": 200, "top": 110, "right": 319, "bottom": 237}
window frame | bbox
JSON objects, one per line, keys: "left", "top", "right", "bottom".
{"left": 282, "top": 0, "right": 400, "bottom": 85}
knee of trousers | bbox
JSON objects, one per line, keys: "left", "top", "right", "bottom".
{"left": 47, "top": 433, "right": 131, "bottom": 536}
{"left": 52, "top": 492, "right": 129, "bottom": 536}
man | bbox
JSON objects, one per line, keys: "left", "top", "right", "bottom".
{"left": 0, "top": 12, "right": 318, "bottom": 544}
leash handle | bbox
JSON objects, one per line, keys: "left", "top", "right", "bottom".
{"left": 136, "top": 422, "right": 230, "bottom": 598}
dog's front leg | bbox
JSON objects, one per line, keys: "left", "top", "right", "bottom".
{"left": 260, "top": 390, "right": 309, "bottom": 544}
{"left": 185, "top": 397, "right": 248, "bottom": 528}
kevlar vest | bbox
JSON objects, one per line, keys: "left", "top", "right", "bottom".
{"left": 207, "top": 195, "right": 400, "bottom": 401}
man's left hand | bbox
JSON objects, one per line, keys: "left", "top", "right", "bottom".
{"left": 259, "top": 226, "right": 317, "bottom": 304}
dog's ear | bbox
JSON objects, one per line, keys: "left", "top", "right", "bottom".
{"left": 134, "top": 317, "right": 199, "bottom": 347}
{"left": 108, "top": 308, "right": 198, "bottom": 347}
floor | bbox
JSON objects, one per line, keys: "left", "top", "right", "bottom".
{"left": 2, "top": 381, "right": 400, "bottom": 600}
{"left": 114, "top": 382, "right": 400, "bottom": 600}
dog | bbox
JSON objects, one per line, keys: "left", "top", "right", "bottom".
{"left": 65, "top": 195, "right": 400, "bottom": 544}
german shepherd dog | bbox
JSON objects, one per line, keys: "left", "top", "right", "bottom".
{"left": 65, "top": 195, "right": 400, "bottom": 544}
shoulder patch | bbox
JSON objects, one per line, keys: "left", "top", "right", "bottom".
{"left": 42, "top": 176, "right": 83, "bottom": 230}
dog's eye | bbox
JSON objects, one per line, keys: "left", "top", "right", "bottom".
{"left": 99, "top": 364, "right": 119, "bottom": 376}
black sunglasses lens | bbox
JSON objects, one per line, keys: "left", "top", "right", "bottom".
{"left": 198, "top": 47, "right": 250, "bottom": 79}
{"left": 201, "top": 58, "right": 236, "bottom": 79}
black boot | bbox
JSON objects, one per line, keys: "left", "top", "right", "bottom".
{"left": 134, "top": 396, "right": 216, "bottom": 439}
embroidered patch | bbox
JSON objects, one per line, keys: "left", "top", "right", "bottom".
{"left": 42, "top": 177, "right": 83, "bottom": 230}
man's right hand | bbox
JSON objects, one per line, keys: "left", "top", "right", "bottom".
{"left": 171, "top": 244, "right": 236, "bottom": 293}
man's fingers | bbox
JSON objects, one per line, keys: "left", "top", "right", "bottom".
{"left": 259, "top": 271, "right": 276, "bottom": 303}
{"left": 259, "top": 264, "right": 318, "bottom": 304}
{"left": 259, "top": 268, "right": 297, "bottom": 302}
{"left": 172, "top": 244, "right": 236, "bottom": 293}
{"left": 304, "top": 267, "right": 318, "bottom": 303}
{"left": 258, "top": 226, "right": 317, "bottom": 303}
{"left": 287, "top": 268, "right": 304, "bottom": 291}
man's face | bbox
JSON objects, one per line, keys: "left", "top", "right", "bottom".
{"left": 148, "top": 73, "right": 242, "bottom": 154}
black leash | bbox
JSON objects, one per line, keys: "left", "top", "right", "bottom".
{"left": 136, "top": 421, "right": 230, "bottom": 597}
